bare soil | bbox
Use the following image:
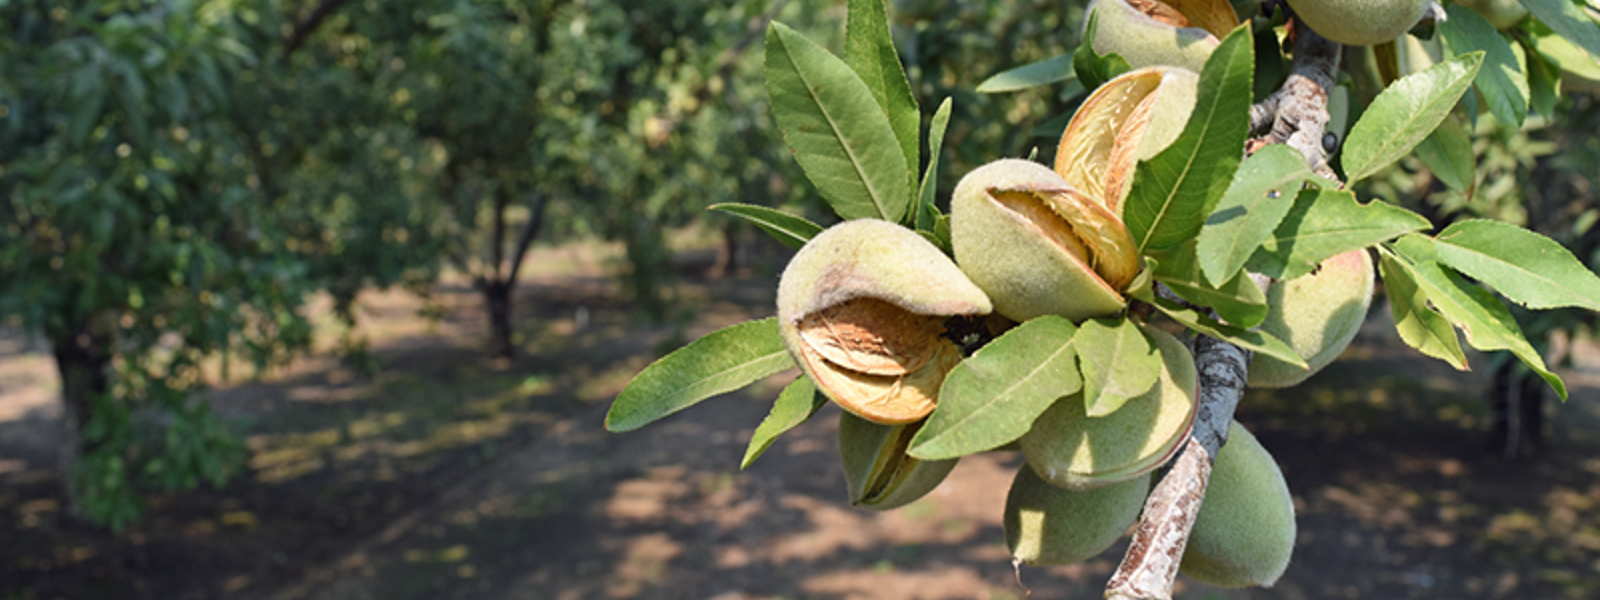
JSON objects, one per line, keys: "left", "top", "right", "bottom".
{"left": 3, "top": 243, "right": 1600, "bottom": 600}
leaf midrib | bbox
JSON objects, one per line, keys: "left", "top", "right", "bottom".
{"left": 776, "top": 34, "right": 895, "bottom": 221}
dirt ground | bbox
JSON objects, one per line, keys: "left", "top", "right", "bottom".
{"left": 3, "top": 241, "right": 1600, "bottom": 600}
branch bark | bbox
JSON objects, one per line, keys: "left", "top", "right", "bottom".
{"left": 1249, "top": 24, "right": 1343, "bottom": 180}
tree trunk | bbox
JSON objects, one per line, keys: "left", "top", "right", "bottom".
{"left": 709, "top": 222, "right": 739, "bottom": 279}
{"left": 1488, "top": 361, "right": 1544, "bottom": 460}
{"left": 485, "top": 281, "right": 515, "bottom": 361}
{"left": 49, "top": 322, "right": 114, "bottom": 510}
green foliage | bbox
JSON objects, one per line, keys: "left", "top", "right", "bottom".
{"left": 605, "top": 318, "right": 793, "bottom": 432}
{"left": 1198, "top": 144, "right": 1332, "bottom": 287}
{"left": 1123, "top": 25, "right": 1254, "bottom": 253}
{"left": 1412, "top": 115, "right": 1476, "bottom": 191}
{"left": 1440, "top": 6, "right": 1529, "bottom": 128}
{"left": 708, "top": 204, "right": 824, "bottom": 250}
{"left": 1153, "top": 241, "right": 1271, "bottom": 329}
{"left": 845, "top": 0, "right": 921, "bottom": 196}
{"left": 1246, "top": 188, "right": 1433, "bottom": 280}
{"left": 598, "top": 5, "right": 1600, "bottom": 588}
{"left": 1382, "top": 237, "right": 1566, "bottom": 399}
{"left": 916, "top": 98, "right": 954, "bottom": 232}
{"left": 1343, "top": 52, "right": 1484, "bottom": 183}
{"left": 766, "top": 21, "right": 913, "bottom": 223}
{"left": 1075, "top": 318, "right": 1161, "bottom": 417}
{"left": 907, "top": 316, "right": 1081, "bottom": 460}
{"left": 1519, "top": 0, "right": 1600, "bottom": 59}
{"left": 0, "top": 0, "right": 319, "bottom": 525}
{"left": 741, "top": 376, "right": 825, "bottom": 469}
{"left": 1073, "top": 10, "right": 1132, "bottom": 90}
{"left": 977, "top": 54, "right": 1077, "bottom": 93}
{"left": 1431, "top": 219, "right": 1600, "bottom": 312}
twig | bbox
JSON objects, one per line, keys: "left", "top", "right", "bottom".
{"left": 1249, "top": 25, "right": 1343, "bottom": 181}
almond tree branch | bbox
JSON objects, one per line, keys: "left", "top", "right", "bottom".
{"left": 1106, "top": 25, "right": 1344, "bottom": 596}
{"left": 1107, "top": 285, "right": 1253, "bottom": 599}
{"left": 1106, "top": 17, "right": 1391, "bottom": 597}
{"left": 1249, "top": 23, "right": 1343, "bottom": 180}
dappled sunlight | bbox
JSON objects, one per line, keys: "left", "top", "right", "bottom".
{"left": 605, "top": 532, "right": 683, "bottom": 597}
{"left": 606, "top": 465, "right": 691, "bottom": 522}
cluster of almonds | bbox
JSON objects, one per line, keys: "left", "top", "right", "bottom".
{"left": 774, "top": 38, "right": 1377, "bottom": 586}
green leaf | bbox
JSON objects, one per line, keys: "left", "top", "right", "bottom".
{"left": 741, "top": 376, "right": 826, "bottom": 469}
{"left": 606, "top": 318, "right": 795, "bottom": 432}
{"left": 1342, "top": 52, "right": 1484, "bottom": 183}
{"left": 709, "top": 203, "right": 824, "bottom": 250}
{"left": 1412, "top": 114, "right": 1475, "bottom": 192}
{"left": 1520, "top": 0, "right": 1600, "bottom": 61}
{"left": 1431, "top": 219, "right": 1600, "bottom": 311}
{"left": 978, "top": 54, "right": 1078, "bottom": 93}
{"left": 1150, "top": 297, "right": 1306, "bottom": 366}
{"left": 916, "top": 98, "right": 953, "bottom": 232}
{"left": 1439, "top": 6, "right": 1528, "bottom": 128}
{"left": 1073, "top": 10, "right": 1133, "bottom": 90}
{"left": 1198, "top": 144, "right": 1327, "bottom": 286}
{"left": 908, "top": 316, "right": 1081, "bottom": 460}
{"left": 1076, "top": 318, "right": 1161, "bottom": 417}
{"left": 765, "top": 22, "right": 911, "bottom": 222}
{"left": 1247, "top": 188, "right": 1432, "bottom": 280}
{"left": 846, "top": 0, "right": 920, "bottom": 208}
{"left": 1405, "top": 258, "right": 1568, "bottom": 401}
{"left": 1153, "top": 240, "right": 1269, "bottom": 329}
{"left": 1521, "top": 41, "right": 1560, "bottom": 119}
{"left": 1527, "top": 26, "right": 1600, "bottom": 80}
{"left": 1124, "top": 25, "right": 1254, "bottom": 254}
{"left": 1377, "top": 249, "right": 1469, "bottom": 369}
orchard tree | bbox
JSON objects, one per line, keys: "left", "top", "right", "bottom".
{"left": 604, "top": 0, "right": 1600, "bottom": 597}
{"left": 291, "top": 0, "right": 830, "bottom": 358}
{"left": 0, "top": 1, "right": 307, "bottom": 527}
{"left": 0, "top": 0, "right": 448, "bottom": 528}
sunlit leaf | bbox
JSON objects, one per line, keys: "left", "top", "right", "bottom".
{"left": 1124, "top": 25, "right": 1253, "bottom": 253}
{"left": 846, "top": 0, "right": 920, "bottom": 203}
{"left": 1075, "top": 317, "right": 1160, "bottom": 417}
{"left": 908, "top": 316, "right": 1080, "bottom": 460}
{"left": 765, "top": 22, "right": 911, "bottom": 222}
{"left": 709, "top": 203, "right": 824, "bottom": 250}
{"left": 1402, "top": 257, "right": 1568, "bottom": 401}
{"left": 1343, "top": 52, "right": 1483, "bottom": 183}
{"left": 1197, "top": 144, "right": 1328, "bottom": 286}
{"left": 1247, "top": 188, "right": 1431, "bottom": 280}
{"left": 741, "top": 376, "right": 826, "bottom": 469}
{"left": 1377, "top": 249, "right": 1469, "bottom": 369}
{"left": 1431, "top": 219, "right": 1600, "bottom": 311}
{"left": 607, "top": 318, "right": 795, "bottom": 432}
